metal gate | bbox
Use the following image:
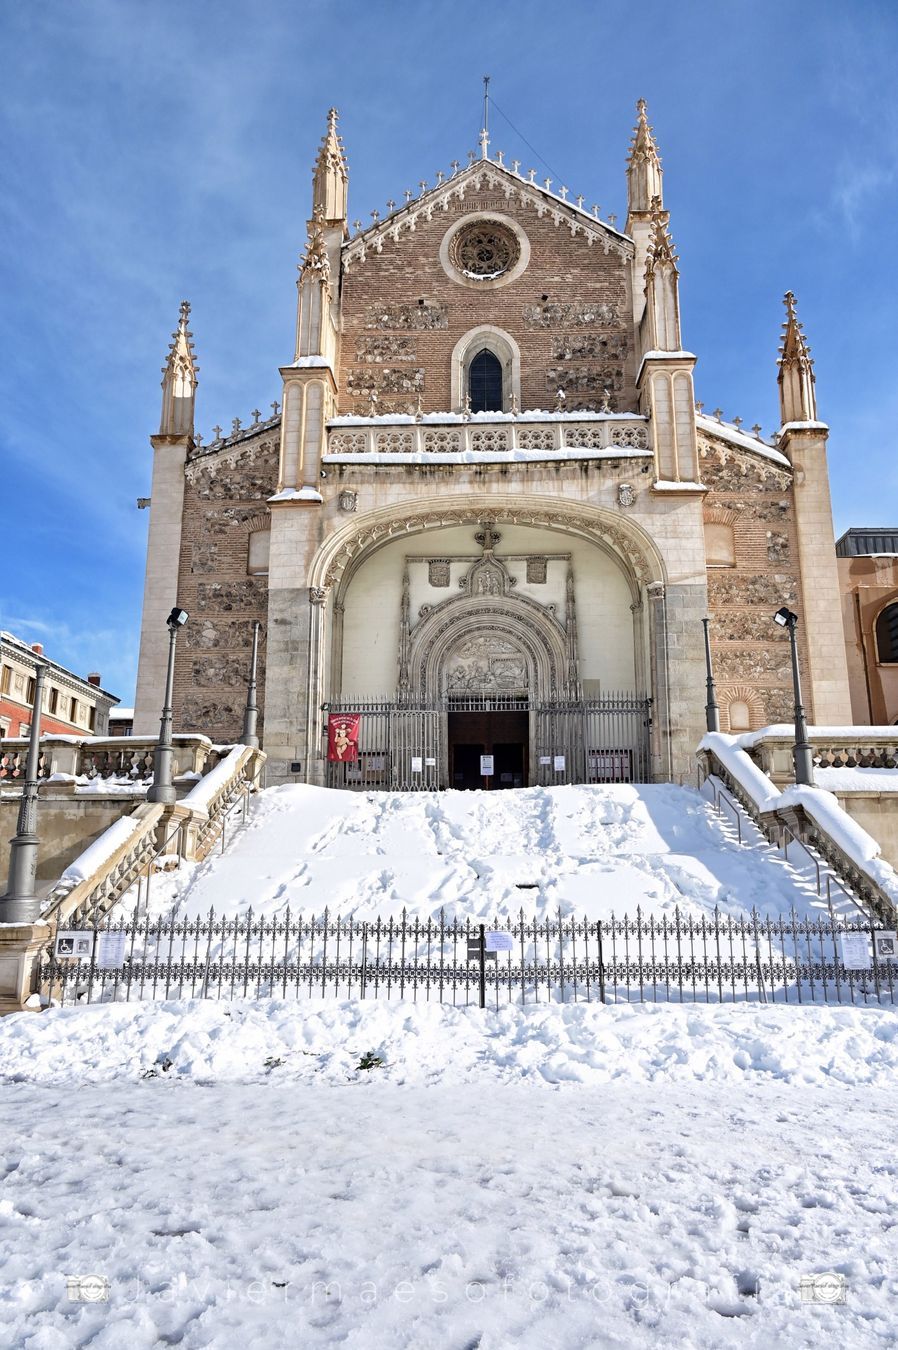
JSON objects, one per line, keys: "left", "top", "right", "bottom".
{"left": 325, "top": 694, "right": 652, "bottom": 790}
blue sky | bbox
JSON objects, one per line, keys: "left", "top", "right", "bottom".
{"left": 2, "top": 0, "right": 897, "bottom": 703}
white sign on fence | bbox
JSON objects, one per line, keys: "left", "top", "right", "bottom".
{"left": 839, "top": 932, "right": 872, "bottom": 971}
{"left": 425, "top": 757, "right": 436, "bottom": 767}
{"left": 873, "top": 931, "right": 898, "bottom": 962}
{"left": 553, "top": 755, "right": 566, "bottom": 771}
{"left": 539, "top": 756, "right": 551, "bottom": 766}
{"left": 95, "top": 930, "right": 128, "bottom": 971}
{"left": 480, "top": 755, "right": 494, "bottom": 776}
{"left": 411, "top": 756, "right": 423, "bottom": 773}
{"left": 485, "top": 931, "right": 514, "bottom": 952}
{"left": 54, "top": 931, "right": 95, "bottom": 962}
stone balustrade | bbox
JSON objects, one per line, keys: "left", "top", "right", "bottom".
{"left": 744, "top": 728, "right": 898, "bottom": 786}
{"left": 325, "top": 412, "right": 651, "bottom": 459}
{"left": 0, "top": 735, "right": 229, "bottom": 786}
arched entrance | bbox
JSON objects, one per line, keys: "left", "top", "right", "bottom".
{"left": 306, "top": 498, "right": 670, "bottom": 788}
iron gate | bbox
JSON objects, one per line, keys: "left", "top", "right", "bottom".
{"left": 324, "top": 694, "right": 651, "bottom": 790}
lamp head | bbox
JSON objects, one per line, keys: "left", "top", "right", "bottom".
{"left": 167, "top": 607, "right": 189, "bottom": 629}
{"left": 773, "top": 606, "right": 797, "bottom": 628}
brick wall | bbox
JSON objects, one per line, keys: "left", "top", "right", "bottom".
{"left": 337, "top": 187, "right": 637, "bottom": 415}
{"left": 170, "top": 432, "right": 277, "bottom": 740}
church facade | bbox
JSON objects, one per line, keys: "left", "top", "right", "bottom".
{"left": 133, "top": 102, "right": 851, "bottom": 787}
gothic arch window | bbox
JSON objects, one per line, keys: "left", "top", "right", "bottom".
{"left": 875, "top": 602, "right": 898, "bottom": 663}
{"left": 451, "top": 325, "right": 521, "bottom": 412}
{"left": 469, "top": 350, "right": 503, "bottom": 413}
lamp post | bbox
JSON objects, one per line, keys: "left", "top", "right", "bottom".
{"left": 701, "top": 618, "right": 720, "bottom": 733}
{"left": 241, "top": 621, "right": 261, "bottom": 748}
{"left": 1, "top": 662, "right": 48, "bottom": 923}
{"left": 773, "top": 606, "right": 814, "bottom": 786}
{"left": 147, "top": 607, "right": 189, "bottom": 805}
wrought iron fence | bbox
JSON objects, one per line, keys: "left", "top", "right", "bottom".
{"left": 324, "top": 694, "right": 652, "bottom": 790}
{"left": 42, "top": 907, "right": 898, "bottom": 1008}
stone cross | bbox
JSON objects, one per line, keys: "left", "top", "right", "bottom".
{"left": 271, "top": 401, "right": 280, "bottom": 417}
{"left": 450, "top": 161, "right": 460, "bottom": 175}
{"left": 231, "top": 417, "right": 241, "bottom": 433}
{"left": 511, "top": 160, "right": 521, "bottom": 174}
{"left": 251, "top": 409, "right": 261, "bottom": 426}
{"left": 752, "top": 424, "right": 763, "bottom": 438}
{"left": 212, "top": 425, "right": 222, "bottom": 442}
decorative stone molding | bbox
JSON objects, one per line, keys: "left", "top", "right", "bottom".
{"left": 526, "top": 557, "right": 548, "bottom": 583}
{"left": 428, "top": 560, "right": 451, "bottom": 587}
{"left": 309, "top": 587, "right": 328, "bottom": 605}
{"left": 617, "top": 484, "right": 636, "bottom": 509}
{"left": 338, "top": 489, "right": 358, "bottom": 513}
{"left": 440, "top": 212, "right": 530, "bottom": 290}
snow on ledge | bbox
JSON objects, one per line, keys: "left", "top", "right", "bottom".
{"left": 328, "top": 410, "right": 648, "bottom": 427}
{"left": 652, "top": 480, "right": 706, "bottom": 492}
{"left": 268, "top": 487, "right": 324, "bottom": 504}
{"left": 58, "top": 812, "right": 147, "bottom": 890}
{"left": 696, "top": 414, "right": 791, "bottom": 466}
{"left": 323, "top": 448, "right": 653, "bottom": 466}
{"left": 180, "top": 746, "right": 245, "bottom": 816}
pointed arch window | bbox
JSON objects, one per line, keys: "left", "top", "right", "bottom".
{"left": 469, "top": 349, "right": 503, "bottom": 413}
{"left": 875, "top": 602, "right": 898, "bottom": 663}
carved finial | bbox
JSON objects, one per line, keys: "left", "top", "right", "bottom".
{"left": 194, "top": 431, "right": 203, "bottom": 447}
{"left": 752, "top": 423, "right": 763, "bottom": 438}
{"left": 607, "top": 213, "right": 617, "bottom": 226}
{"left": 462, "top": 391, "right": 472, "bottom": 420}
{"left": 695, "top": 400, "right": 704, "bottom": 413}
{"left": 467, "top": 149, "right": 476, "bottom": 164}
{"left": 496, "top": 150, "right": 504, "bottom": 165}
{"left": 299, "top": 212, "right": 331, "bottom": 283}
{"left": 367, "top": 389, "right": 379, "bottom": 417}
{"left": 387, "top": 199, "right": 396, "bottom": 212}
{"left": 543, "top": 177, "right": 552, "bottom": 191}
{"left": 592, "top": 204, "right": 600, "bottom": 218}
{"left": 712, "top": 407, "right": 723, "bottom": 422}
{"left": 404, "top": 188, "right": 413, "bottom": 202}
{"left": 231, "top": 417, "right": 242, "bottom": 434}
{"left": 559, "top": 185, "right": 568, "bottom": 200}
{"left": 212, "top": 424, "right": 222, "bottom": 442}
{"left": 778, "top": 289, "right": 817, "bottom": 423}
{"left": 418, "top": 180, "right": 428, "bottom": 195}
{"left": 415, "top": 390, "right": 424, "bottom": 421}
{"left": 733, "top": 415, "right": 743, "bottom": 429}
{"left": 576, "top": 194, "right": 584, "bottom": 209}
{"left": 250, "top": 409, "right": 260, "bottom": 426}
{"left": 436, "top": 170, "right": 444, "bottom": 183}
{"left": 554, "top": 387, "right": 566, "bottom": 411}
{"left": 450, "top": 160, "right": 460, "bottom": 175}
{"left": 510, "top": 391, "right": 519, "bottom": 415}
{"left": 353, "top": 219, "right": 362, "bottom": 232}
{"left": 270, "top": 400, "right": 280, "bottom": 417}
{"left": 627, "top": 97, "right": 663, "bottom": 215}
{"left": 370, "top": 208, "right": 380, "bottom": 223}
{"left": 528, "top": 168, "right": 537, "bottom": 182}
{"left": 600, "top": 388, "right": 612, "bottom": 413}
{"left": 312, "top": 106, "right": 348, "bottom": 222}
{"left": 159, "top": 298, "right": 199, "bottom": 436}
{"left": 511, "top": 159, "right": 521, "bottom": 174}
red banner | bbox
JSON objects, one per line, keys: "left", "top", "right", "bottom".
{"left": 327, "top": 713, "right": 360, "bottom": 762}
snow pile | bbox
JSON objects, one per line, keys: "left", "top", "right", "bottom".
{"left": 141, "top": 782, "right": 834, "bottom": 924}
{"left": 56, "top": 811, "right": 147, "bottom": 889}
{"left": 2, "top": 998, "right": 897, "bottom": 1088}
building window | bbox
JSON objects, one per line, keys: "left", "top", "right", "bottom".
{"left": 469, "top": 349, "right": 503, "bottom": 413}
{"left": 247, "top": 529, "right": 271, "bottom": 576}
{"left": 26, "top": 677, "right": 36, "bottom": 705}
{"left": 48, "top": 688, "right": 59, "bottom": 714}
{"left": 70, "top": 696, "right": 79, "bottom": 722}
{"left": 704, "top": 522, "right": 736, "bottom": 568}
{"left": 88, "top": 706, "right": 96, "bottom": 732}
{"left": 875, "top": 602, "right": 898, "bottom": 663}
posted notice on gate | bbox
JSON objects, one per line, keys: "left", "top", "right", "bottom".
{"left": 839, "top": 932, "right": 872, "bottom": 970}
{"left": 553, "top": 754, "right": 566, "bottom": 771}
{"left": 485, "top": 931, "right": 514, "bottom": 952}
{"left": 480, "top": 754, "right": 494, "bottom": 776}
{"left": 95, "top": 930, "right": 128, "bottom": 970}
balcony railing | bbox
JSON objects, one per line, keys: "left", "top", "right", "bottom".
{"left": 0, "top": 734, "right": 230, "bottom": 787}
{"left": 325, "top": 411, "right": 651, "bottom": 460}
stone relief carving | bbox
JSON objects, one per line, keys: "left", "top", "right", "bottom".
{"left": 617, "top": 483, "right": 636, "bottom": 508}
{"left": 445, "top": 634, "right": 528, "bottom": 692}
{"left": 338, "top": 489, "right": 358, "bottom": 513}
{"left": 526, "top": 557, "right": 548, "bottom": 583}
{"left": 428, "top": 560, "right": 451, "bottom": 587}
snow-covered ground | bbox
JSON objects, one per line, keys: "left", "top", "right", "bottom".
{"left": 1, "top": 999, "right": 896, "bottom": 1347}
{"left": 138, "top": 782, "right": 849, "bottom": 924}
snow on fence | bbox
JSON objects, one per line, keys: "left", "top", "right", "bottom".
{"left": 42, "top": 907, "right": 897, "bottom": 1009}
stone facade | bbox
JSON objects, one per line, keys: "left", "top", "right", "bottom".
{"left": 133, "top": 104, "right": 852, "bottom": 786}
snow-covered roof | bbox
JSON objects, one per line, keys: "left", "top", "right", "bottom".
{"left": 695, "top": 413, "right": 790, "bottom": 468}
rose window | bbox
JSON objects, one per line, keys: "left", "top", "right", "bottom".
{"left": 449, "top": 222, "right": 520, "bottom": 280}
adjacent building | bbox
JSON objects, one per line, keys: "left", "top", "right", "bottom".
{"left": 133, "top": 101, "right": 851, "bottom": 787}
{"left": 0, "top": 632, "right": 119, "bottom": 740}
{"left": 837, "top": 529, "right": 898, "bottom": 725}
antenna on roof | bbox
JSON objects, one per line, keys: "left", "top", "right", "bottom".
{"left": 480, "top": 75, "right": 491, "bottom": 159}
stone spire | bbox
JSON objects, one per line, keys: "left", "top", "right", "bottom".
{"left": 643, "top": 198, "right": 681, "bottom": 351}
{"left": 627, "top": 98, "right": 663, "bottom": 217}
{"left": 312, "top": 107, "right": 348, "bottom": 224}
{"left": 159, "top": 300, "right": 198, "bottom": 437}
{"left": 777, "top": 290, "right": 818, "bottom": 424}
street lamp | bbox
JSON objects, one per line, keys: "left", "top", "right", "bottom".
{"left": 773, "top": 606, "right": 814, "bottom": 786}
{"left": 147, "top": 607, "right": 189, "bottom": 805}
{"left": 241, "top": 621, "right": 261, "bottom": 748}
{"left": 0, "top": 662, "right": 48, "bottom": 923}
{"left": 701, "top": 617, "right": 720, "bottom": 733}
